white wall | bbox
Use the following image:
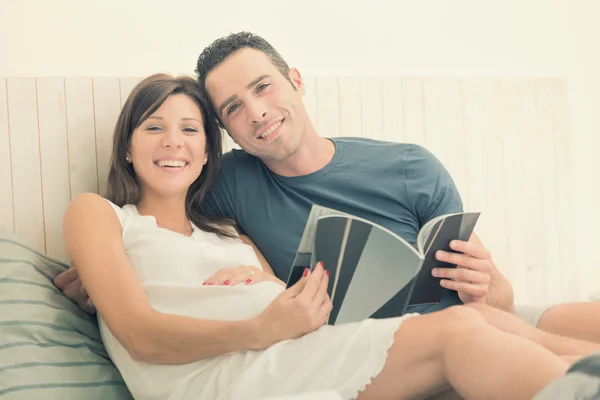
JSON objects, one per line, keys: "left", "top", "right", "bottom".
{"left": 0, "top": 0, "right": 570, "bottom": 77}
{"left": 1, "top": 0, "right": 598, "bottom": 302}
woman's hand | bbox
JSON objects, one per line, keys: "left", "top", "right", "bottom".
{"left": 203, "top": 265, "right": 285, "bottom": 287}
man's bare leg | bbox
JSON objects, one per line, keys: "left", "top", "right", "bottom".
{"left": 357, "top": 306, "right": 568, "bottom": 400}
{"left": 536, "top": 303, "right": 600, "bottom": 344}
{"left": 466, "top": 303, "right": 600, "bottom": 356}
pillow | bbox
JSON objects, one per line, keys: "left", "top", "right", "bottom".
{"left": 0, "top": 228, "right": 133, "bottom": 399}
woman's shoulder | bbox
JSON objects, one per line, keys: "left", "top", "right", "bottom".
{"left": 66, "top": 193, "right": 134, "bottom": 228}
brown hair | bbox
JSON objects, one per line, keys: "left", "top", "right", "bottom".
{"left": 105, "top": 73, "right": 236, "bottom": 238}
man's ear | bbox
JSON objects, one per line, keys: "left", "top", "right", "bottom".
{"left": 288, "top": 68, "right": 305, "bottom": 95}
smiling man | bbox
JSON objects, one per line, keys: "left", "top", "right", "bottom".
{"left": 195, "top": 32, "right": 511, "bottom": 315}
{"left": 194, "top": 31, "right": 600, "bottom": 340}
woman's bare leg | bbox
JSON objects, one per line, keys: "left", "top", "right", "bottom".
{"left": 427, "top": 389, "right": 463, "bottom": 400}
{"left": 465, "top": 303, "right": 600, "bottom": 356}
{"left": 357, "top": 306, "right": 568, "bottom": 400}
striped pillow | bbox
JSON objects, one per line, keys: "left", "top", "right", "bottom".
{"left": 0, "top": 228, "right": 132, "bottom": 399}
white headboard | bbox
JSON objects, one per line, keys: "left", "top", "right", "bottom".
{"left": 0, "top": 76, "right": 577, "bottom": 305}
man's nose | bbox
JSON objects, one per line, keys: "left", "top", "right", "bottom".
{"left": 246, "top": 101, "right": 268, "bottom": 124}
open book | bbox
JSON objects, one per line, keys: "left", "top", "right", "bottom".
{"left": 285, "top": 205, "right": 480, "bottom": 325}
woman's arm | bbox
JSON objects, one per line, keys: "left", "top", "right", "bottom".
{"left": 63, "top": 193, "right": 271, "bottom": 365}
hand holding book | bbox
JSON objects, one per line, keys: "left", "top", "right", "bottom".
{"left": 286, "top": 205, "right": 481, "bottom": 325}
{"left": 433, "top": 238, "right": 493, "bottom": 304}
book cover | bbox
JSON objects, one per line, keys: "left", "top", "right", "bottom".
{"left": 286, "top": 205, "right": 480, "bottom": 325}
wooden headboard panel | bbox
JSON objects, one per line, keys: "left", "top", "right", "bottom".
{"left": 0, "top": 76, "right": 576, "bottom": 304}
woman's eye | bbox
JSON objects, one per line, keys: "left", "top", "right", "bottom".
{"left": 147, "top": 126, "right": 161, "bottom": 132}
{"left": 183, "top": 127, "right": 198, "bottom": 133}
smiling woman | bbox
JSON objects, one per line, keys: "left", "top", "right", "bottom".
{"left": 103, "top": 73, "right": 235, "bottom": 239}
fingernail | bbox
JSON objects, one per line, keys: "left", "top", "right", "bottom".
{"left": 325, "top": 270, "right": 330, "bottom": 277}
{"left": 316, "top": 261, "right": 324, "bottom": 269}
{"left": 450, "top": 240, "right": 458, "bottom": 248}
{"left": 223, "top": 280, "right": 231, "bottom": 285}
{"left": 245, "top": 278, "right": 252, "bottom": 284}
{"left": 207, "top": 282, "right": 213, "bottom": 286}
{"left": 303, "top": 268, "right": 310, "bottom": 277}
{"left": 202, "top": 281, "right": 207, "bottom": 285}
{"left": 432, "top": 268, "right": 439, "bottom": 277}
{"left": 436, "top": 251, "right": 445, "bottom": 259}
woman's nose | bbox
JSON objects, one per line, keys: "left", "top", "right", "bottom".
{"left": 162, "top": 129, "right": 183, "bottom": 148}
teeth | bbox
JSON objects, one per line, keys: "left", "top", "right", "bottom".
{"left": 157, "top": 160, "right": 187, "bottom": 167}
{"left": 260, "top": 121, "right": 281, "bottom": 138}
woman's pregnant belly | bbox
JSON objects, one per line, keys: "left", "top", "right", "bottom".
{"left": 141, "top": 280, "right": 285, "bottom": 321}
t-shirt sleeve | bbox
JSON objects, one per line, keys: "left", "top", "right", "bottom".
{"left": 404, "top": 144, "right": 463, "bottom": 227}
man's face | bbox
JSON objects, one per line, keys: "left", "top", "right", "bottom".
{"left": 205, "top": 48, "right": 309, "bottom": 163}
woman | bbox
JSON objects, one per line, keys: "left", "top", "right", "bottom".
{"left": 63, "top": 73, "right": 572, "bottom": 400}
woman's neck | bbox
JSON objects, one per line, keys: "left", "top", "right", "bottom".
{"left": 136, "top": 193, "right": 193, "bottom": 236}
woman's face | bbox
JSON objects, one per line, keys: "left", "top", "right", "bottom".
{"left": 128, "top": 94, "right": 208, "bottom": 199}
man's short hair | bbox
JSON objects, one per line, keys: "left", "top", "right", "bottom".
{"left": 195, "top": 31, "right": 292, "bottom": 95}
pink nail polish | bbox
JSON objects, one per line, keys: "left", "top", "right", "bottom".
{"left": 302, "top": 268, "right": 309, "bottom": 277}
{"left": 223, "top": 280, "right": 231, "bottom": 285}
{"left": 245, "top": 278, "right": 252, "bottom": 284}
{"left": 325, "top": 270, "right": 330, "bottom": 277}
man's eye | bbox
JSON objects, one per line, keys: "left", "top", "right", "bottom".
{"left": 257, "top": 83, "right": 269, "bottom": 92}
{"left": 227, "top": 104, "right": 239, "bottom": 115}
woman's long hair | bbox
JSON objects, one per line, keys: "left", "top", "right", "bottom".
{"left": 105, "top": 73, "right": 236, "bottom": 238}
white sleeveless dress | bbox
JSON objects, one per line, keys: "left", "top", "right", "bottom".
{"left": 99, "top": 201, "right": 417, "bottom": 400}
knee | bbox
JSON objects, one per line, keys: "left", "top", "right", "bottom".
{"left": 462, "top": 302, "right": 494, "bottom": 315}
{"left": 439, "top": 305, "right": 487, "bottom": 331}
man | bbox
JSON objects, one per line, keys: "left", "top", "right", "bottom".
{"left": 56, "top": 31, "right": 599, "bottom": 344}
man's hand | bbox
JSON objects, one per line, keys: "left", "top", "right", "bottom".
{"left": 432, "top": 239, "right": 491, "bottom": 304}
{"left": 253, "top": 262, "right": 332, "bottom": 346}
{"left": 431, "top": 234, "right": 515, "bottom": 312}
{"left": 203, "top": 264, "right": 285, "bottom": 287}
{"left": 53, "top": 265, "right": 96, "bottom": 315}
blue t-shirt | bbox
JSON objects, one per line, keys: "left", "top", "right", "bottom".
{"left": 201, "top": 138, "right": 464, "bottom": 313}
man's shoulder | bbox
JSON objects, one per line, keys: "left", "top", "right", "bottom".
{"left": 333, "top": 137, "right": 432, "bottom": 164}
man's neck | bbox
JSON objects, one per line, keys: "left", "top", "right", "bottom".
{"left": 136, "top": 193, "right": 192, "bottom": 235}
{"left": 265, "top": 136, "right": 336, "bottom": 177}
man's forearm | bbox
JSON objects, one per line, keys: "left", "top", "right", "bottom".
{"left": 486, "top": 271, "right": 515, "bottom": 313}
{"left": 128, "top": 311, "right": 269, "bottom": 365}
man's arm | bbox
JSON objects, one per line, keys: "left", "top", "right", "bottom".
{"left": 404, "top": 145, "right": 514, "bottom": 312}
{"left": 63, "top": 193, "right": 330, "bottom": 364}
{"left": 240, "top": 234, "right": 277, "bottom": 277}
{"left": 469, "top": 233, "right": 515, "bottom": 312}
{"left": 434, "top": 232, "right": 515, "bottom": 313}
